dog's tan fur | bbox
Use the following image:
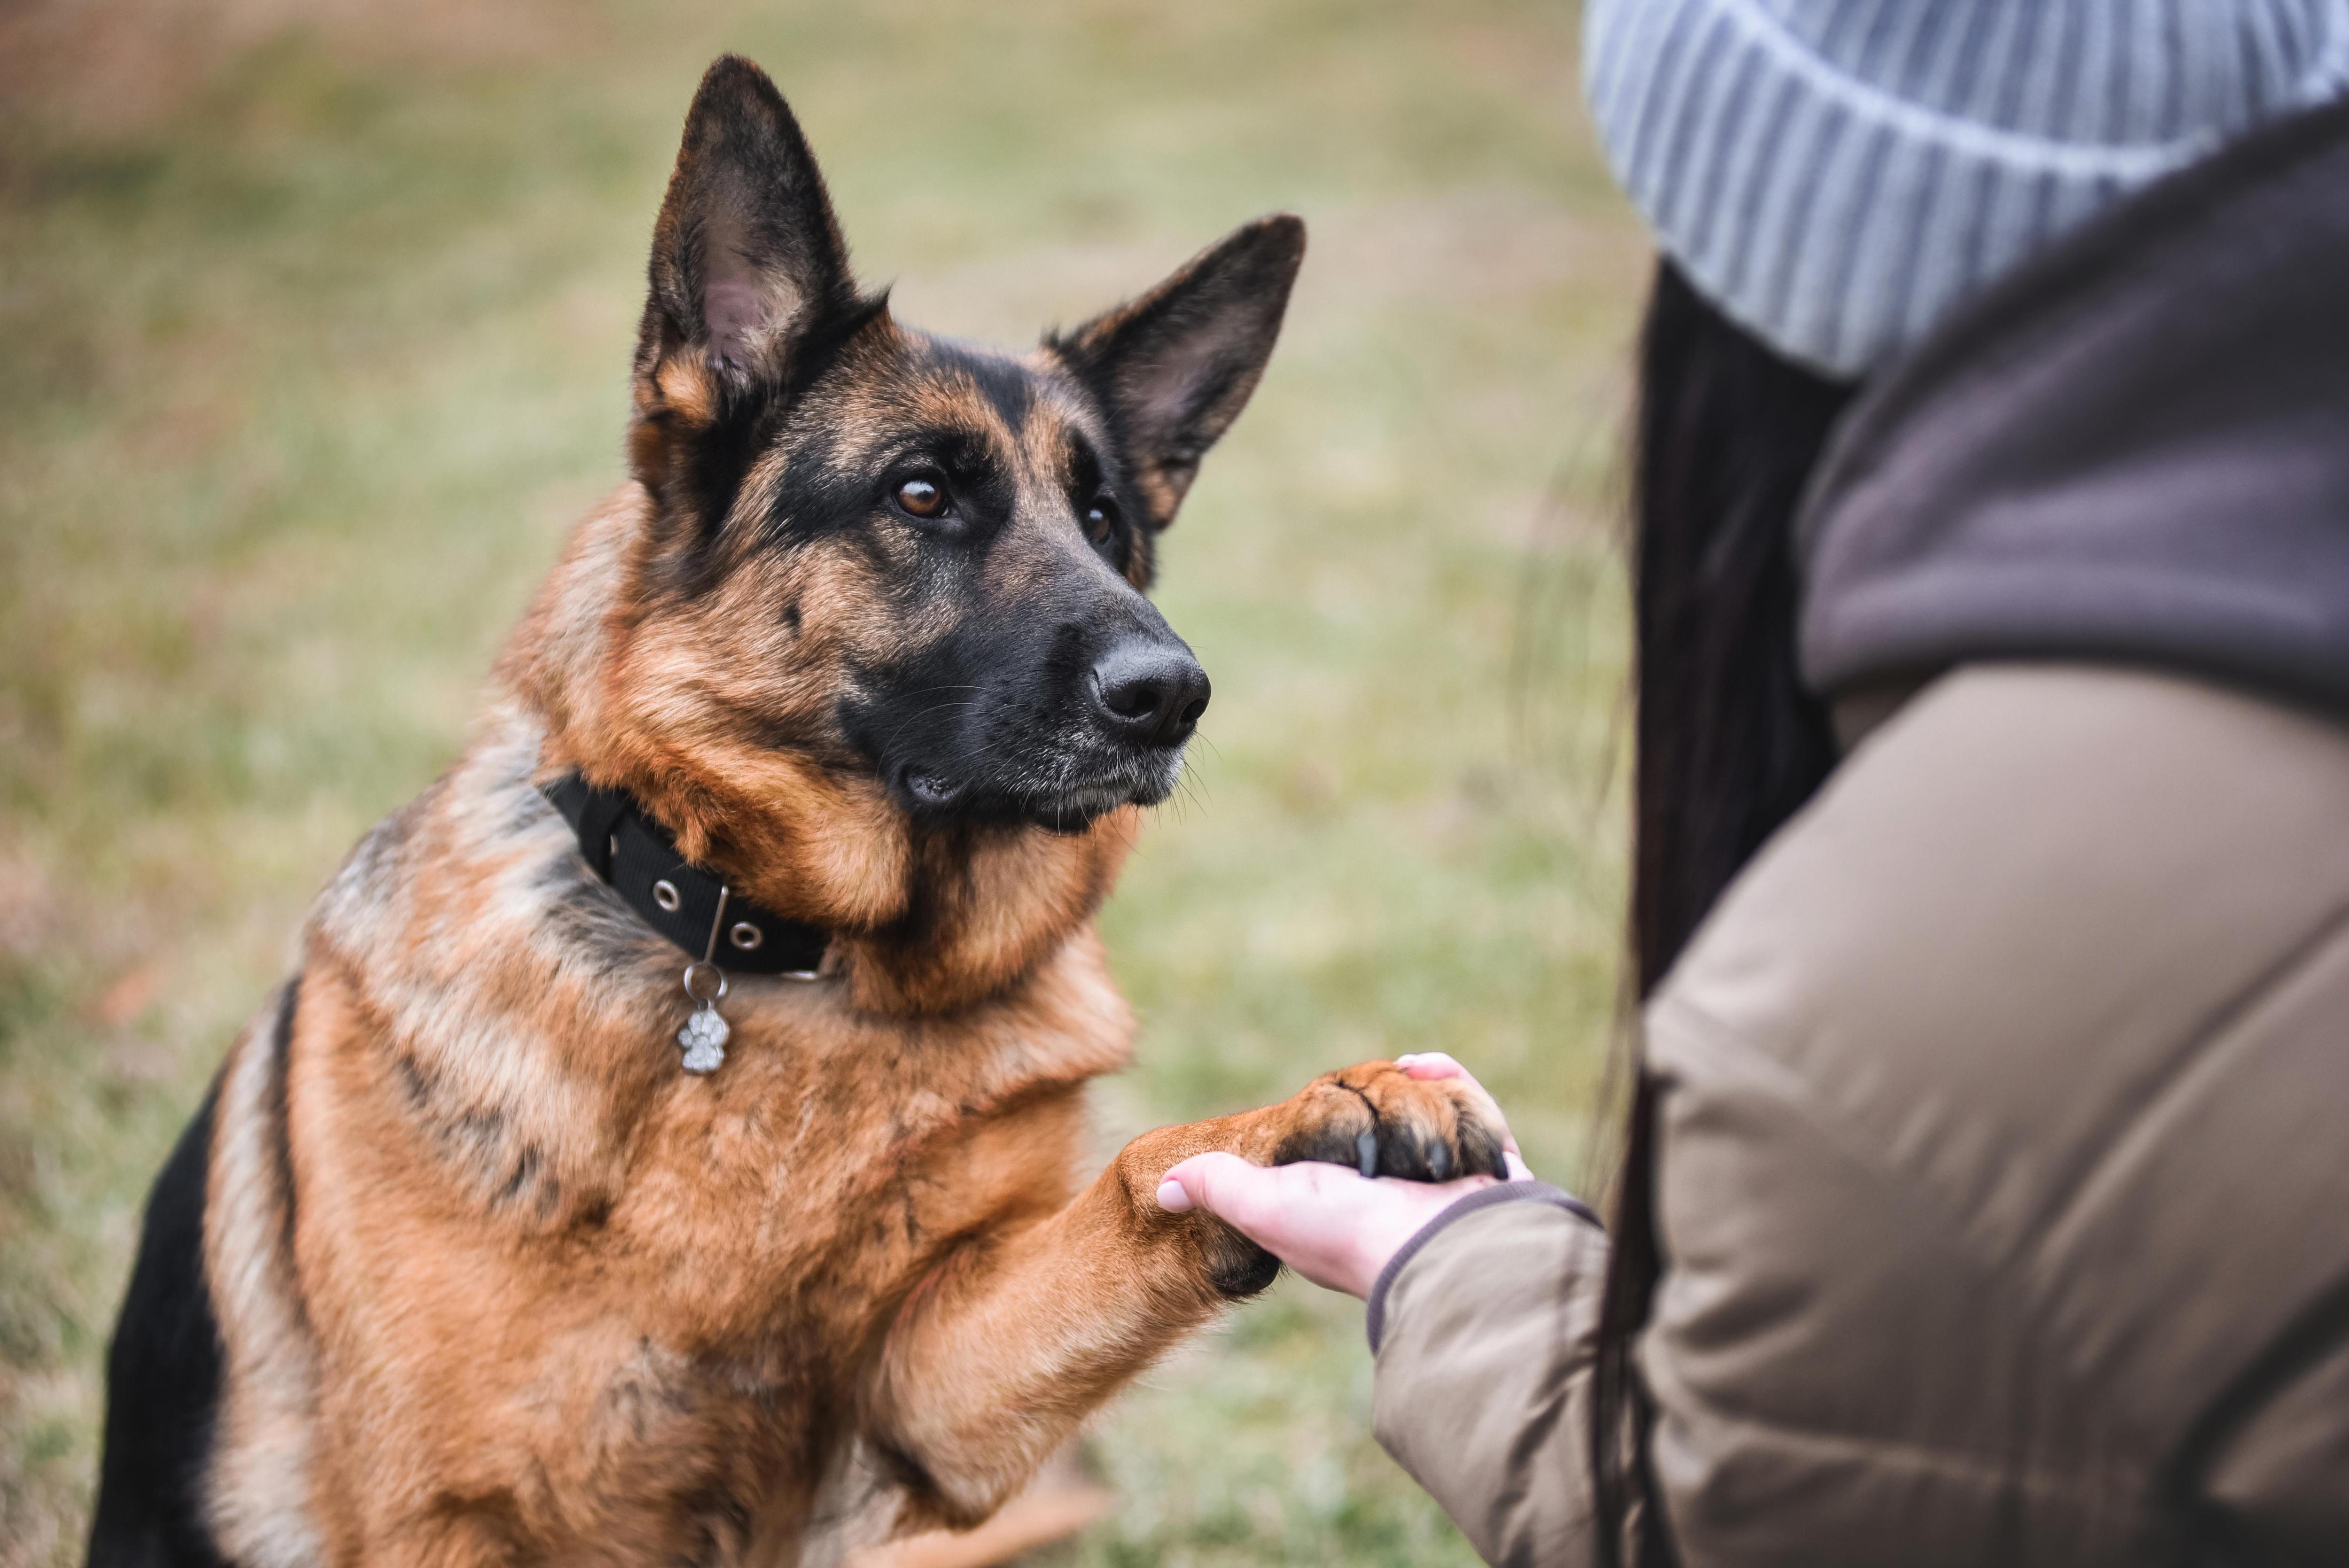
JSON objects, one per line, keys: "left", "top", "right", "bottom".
{"left": 151, "top": 55, "right": 1508, "bottom": 1567}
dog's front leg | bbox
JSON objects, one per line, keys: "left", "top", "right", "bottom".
{"left": 864, "top": 1061, "right": 1508, "bottom": 1533}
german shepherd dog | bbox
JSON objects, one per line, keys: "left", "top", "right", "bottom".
{"left": 88, "top": 56, "right": 1507, "bottom": 1568}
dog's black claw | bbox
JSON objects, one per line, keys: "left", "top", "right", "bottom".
{"left": 1355, "top": 1126, "right": 1379, "bottom": 1179}
{"left": 1458, "top": 1119, "right": 1508, "bottom": 1180}
{"left": 1428, "top": 1138, "right": 1452, "bottom": 1182}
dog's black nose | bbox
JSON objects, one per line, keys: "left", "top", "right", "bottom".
{"left": 1090, "top": 640, "right": 1211, "bottom": 748}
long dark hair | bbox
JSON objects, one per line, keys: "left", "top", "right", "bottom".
{"left": 1590, "top": 261, "right": 1856, "bottom": 1566}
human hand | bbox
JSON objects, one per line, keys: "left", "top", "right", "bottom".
{"left": 1155, "top": 1054, "right": 1533, "bottom": 1299}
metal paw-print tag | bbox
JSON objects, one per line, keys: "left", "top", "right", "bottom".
{"left": 676, "top": 885, "right": 732, "bottom": 1075}
{"left": 678, "top": 992, "right": 729, "bottom": 1074}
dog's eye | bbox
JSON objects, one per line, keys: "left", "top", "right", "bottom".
{"left": 1083, "top": 499, "right": 1118, "bottom": 546}
{"left": 895, "top": 477, "right": 947, "bottom": 519}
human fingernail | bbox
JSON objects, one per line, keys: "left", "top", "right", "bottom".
{"left": 1155, "top": 1179, "right": 1193, "bottom": 1212}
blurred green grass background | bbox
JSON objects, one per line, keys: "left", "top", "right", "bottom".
{"left": 0, "top": 1, "right": 1646, "bottom": 1561}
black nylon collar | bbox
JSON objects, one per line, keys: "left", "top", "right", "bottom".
{"left": 543, "top": 774, "right": 831, "bottom": 977}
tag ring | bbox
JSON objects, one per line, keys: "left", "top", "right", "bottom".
{"left": 683, "top": 961, "right": 728, "bottom": 1005}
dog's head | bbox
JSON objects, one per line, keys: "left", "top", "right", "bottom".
{"left": 598, "top": 55, "right": 1300, "bottom": 842}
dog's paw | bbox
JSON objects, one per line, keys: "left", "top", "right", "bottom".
{"left": 1267, "top": 1062, "right": 1509, "bottom": 1184}
{"left": 1200, "top": 1227, "right": 1284, "bottom": 1300}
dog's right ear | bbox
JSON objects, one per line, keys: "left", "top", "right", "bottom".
{"left": 630, "top": 56, "right": 864, "bottom": 506}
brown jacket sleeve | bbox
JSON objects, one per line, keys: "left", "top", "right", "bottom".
{"left": 1368, "top": 1184, "right": 1609, "bottom": 1568}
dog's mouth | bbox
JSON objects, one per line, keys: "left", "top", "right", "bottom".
{"left": 894, "top": 748, "right": 1183, "bottom": 833}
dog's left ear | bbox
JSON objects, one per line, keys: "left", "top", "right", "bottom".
{"left": 1051, "top": 215, "right": 1305, "bottom": 530}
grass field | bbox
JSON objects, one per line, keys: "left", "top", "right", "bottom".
{"left": 0, "top": 2, "right": 1647, "bottom": 1561}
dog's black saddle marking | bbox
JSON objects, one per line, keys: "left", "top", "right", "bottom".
{"left": 87, "top": 1081, "right": 231, "bottom": 1568}
{"left": 544, "top": 774, "right": 830, "bottom": 977}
